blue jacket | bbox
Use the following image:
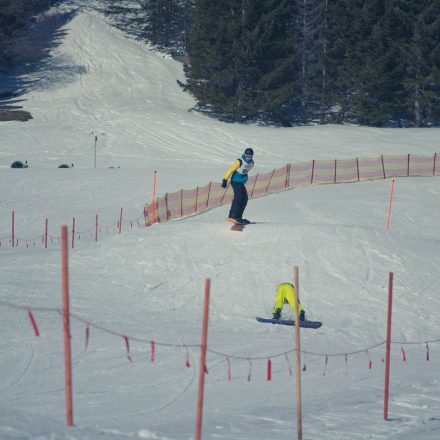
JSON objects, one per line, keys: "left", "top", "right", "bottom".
{"left": 223, "top": 154, "right": 254, "bottom": 184}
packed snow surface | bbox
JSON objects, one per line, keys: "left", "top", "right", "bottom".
{"left": 1, "top": 2, "right": 440, "bottom": 439}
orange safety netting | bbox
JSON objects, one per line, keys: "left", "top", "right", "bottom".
{"left": 145, "top": 153, "right": 440, "bottom": 225}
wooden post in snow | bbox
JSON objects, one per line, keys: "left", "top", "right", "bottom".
{"left": 384, "top": 272, "right": 394, "bottom": 421}
{"left": 293, "top": 266, "right": 303, "bottom": 439}
{"left": 61, "top": 225, "right": 73, "bottom": 427}
{"left": 195, "top": 279, "right": 211, "bottom": 440}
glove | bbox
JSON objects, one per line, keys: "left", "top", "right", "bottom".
{"left": 273, "top": 308, "right": 281, "bottom": 320}
{"left": 221, "top": 179, "right": 228, "bottom": 188}
{"left": 299, "top": 310, "right": 305, "bottom": 321}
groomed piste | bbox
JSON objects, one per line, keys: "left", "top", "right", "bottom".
{"left": 1, "top": 2, "right": 440, "bottom": 439}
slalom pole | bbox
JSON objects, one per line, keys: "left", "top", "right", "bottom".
{"left": 71, "top": 217, "right": 75, "bottom": 249}
{"left": 151, "top": 171, "right": 157, "bottom": 225}
{"left": 386, "top": 179, "right": 395, "bottom": 229}
{"left": 61, "top": 225, "right": 73, "bottom": 427}
{"left": 119, "top": 208, "right": 123, "bottom": 234}
{"left": 195, "top": 278, "right": 211, "bottom": 440}
{"left": 384, "top": 272, "right": 394, "bottom": 421}
{"left": 11, "top": 210, "right": 15, "bottom": 248}
{"left": 44, "top": 219, "right": 48, "bottom": 248}
{"left": 293, "top": 266, "right": 303, "bottom": 440}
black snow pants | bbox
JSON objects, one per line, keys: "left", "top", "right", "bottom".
{"left": 229, "top": 181, "right": 248, "bottom": 220}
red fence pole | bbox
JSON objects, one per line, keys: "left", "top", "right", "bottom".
{"left": 384, "top": 272, "right": 394, "bottom": 421}
{"left": 119, "top": 208, "right": 123, "bottom": 234}
{"left": 71, "top": 218, "right": 75, "bottom": 249}
{"left": 285, "top": 164, "right": 291, "bottom": 189}
{"left": 45, "top": 219, "right": 48, "bottom": 248}
{"left": 61, "top": 225, "right": 73, "bottom": 427}
{"left": 386, "top": 179, "right": 395, "bottom": 230}
{"left": 195, "top": 278, "right": 211, "bottom": 440}
{"left": 206, "top": 182, "right": 211, "bottom": 209}
{"left": 265, "top": 169, "right": 276, "bottom": 193}
{"left": 151, "top": 171, "right": 157, "bottom": 224}
{"left": 194, "top": 187, "right": 199, "bottom": 214}
{"left": 165, "top": 194, "right": 170, "bottom": 220}
{"left": 180, "top": 189, "right": 184, "bottom": 217}
{"left": 11, "top": 210, "right": 15, "bottom": 248}
{"left": 250, "top": 174, "right": 258, "bottom": 199}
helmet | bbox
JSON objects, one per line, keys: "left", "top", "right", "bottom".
{"left": 244, "top": 147, "right": 254, "bottom": 157}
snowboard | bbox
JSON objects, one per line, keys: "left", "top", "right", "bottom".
{"left": 225, "top": 217, "right": 252, "bottom": 224}
{"left": 256, "top": 316, "right": 322, "bottom": 329}
{"left": 230, "top": 223, "right": 245, "bottom": 231}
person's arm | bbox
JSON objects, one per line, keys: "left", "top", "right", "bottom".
{"left": 223, "top": 160, "right": 241, "bottom": 181}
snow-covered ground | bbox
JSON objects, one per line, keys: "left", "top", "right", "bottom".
{"left": 1, "top": 2, "right": 440, "bottom": 439}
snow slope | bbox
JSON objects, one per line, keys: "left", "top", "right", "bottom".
{"left": 1, "top": 2, "right": 440, "bottom": 439}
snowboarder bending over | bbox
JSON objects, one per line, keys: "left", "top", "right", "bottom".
{"left": 221, "top": 147, "right": 254, "bottom": 225}
{"left": 272, "top": 282, "right": 305, "bottom": 321}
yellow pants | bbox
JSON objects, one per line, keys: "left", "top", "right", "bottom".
{"left": 272, "top": 283, "right": 303, "bottom": 316}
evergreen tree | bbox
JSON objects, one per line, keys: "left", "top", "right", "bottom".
{"left": 320, "top": 0, "right": 365, "bottom": 123}
{"left": 136, "top": 0, "right": 180, "bottom": 48}
{"left": 295, "top": 0, "right": 329, "bottom": 122}
{"left": 102, "top": 0, "right": 440, "bottom": 126}
{"left": 186, "top": 0, "right": 299, "bottom": 123}
{"left": 346, "top": 0, "right": 392, "bottom": 125}
{"left": 0, "top": 0, "right": 49, "bottom": 70}
{"left": 403, "top": 1, "right": 440, "bottom": 125}
{"left": 347, "top": 0, "right": 438, "bottom": 126}
{"left": 185, "top": 1, "right": 240, "bottom": 115}
{"left": 102, "top": 0, "right": 194, "bottom": 51}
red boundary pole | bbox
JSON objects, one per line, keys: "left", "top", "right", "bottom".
{"left": 151, "top": 171, "right": 157, "bottom": 224}
{"left": 119, "top": 208, "right": 123, "bottom": 234}
{"left": 386, "top": 179, "right": 395, "bottom": 229}
{"left": 71, "top": 218, "right": 75, "bottom": 249}
{"left": 384, "top": 272, "right": 394, "bottom": 421}
{"left": 195, "top": 278, "right": 210, "bottom": 440}
{"left": 206, "top": 183, "right": 211, "bottom": 209}
{"left": 195, "top": 187, "right": 199, "bottom": 214}
{"left": 11, "top": 210, "right": 15, "bottom": 248}
{"left": 265, "top": 169, "right": 276, "bottom": 193}
{"left": 45, "top": 219, "right": 48, "bottom": 248}
{"left": 180, "top": 189, "right": 184, "bottom": 217}
{"left": 250, "top": 174, "right": 258, "bottom": 199}
{"left": 165, "top": 194, "right": 170, "bottom": 220}
{"left": 285, "top": 164, "right": 291, "bottom": 189}
{"left": 61, "top": 225, "right": 73, "bottom": 427}
{"left": 156, "top": 198, "right": 161, "bottom": 223}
